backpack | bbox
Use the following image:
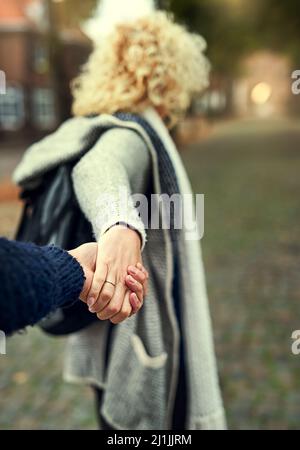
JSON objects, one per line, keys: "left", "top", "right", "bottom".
{"left": 16, "top": 162, "right": 99, "bottom": 335}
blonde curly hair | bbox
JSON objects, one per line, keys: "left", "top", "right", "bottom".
{"left": 72, "top": 11, "right": 210, "bottom": 128}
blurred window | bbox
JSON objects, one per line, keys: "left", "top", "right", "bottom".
{"left": 0, "top": 70, "right": 6, "bottom": 95}
{"left": 32, "top": 88, "right": 56, "bottom": 130}
{"left": 0, "top": 86, "right": 25, "bottom": 130}
{"left": 194, "top": 90, "right": 227, "bottom": 115}
{"left": 33, "top": 44, "right": 49, "bottom": 74}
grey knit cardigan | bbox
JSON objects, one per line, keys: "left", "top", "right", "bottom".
{"left": 13, "top": 108, "right": 226, "bottom": 430}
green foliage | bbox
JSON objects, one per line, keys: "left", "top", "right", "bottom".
{"left": 169, "top": 0, "right": 254, "bottom": 74}
{"left": 169, "top": 0, "right": 300, "bottom": 74}
{"left": 252, "top": 0, "right": 300, "bottom": 61}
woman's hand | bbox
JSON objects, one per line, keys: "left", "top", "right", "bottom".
{"left": 87, "top": 225, "right": 147, "bottom": 324}
{"left": 68, "top": 242, "right": 148, "bottom": 318}
{"left": 126, "top": 262, "right": 149, "bottom": 315}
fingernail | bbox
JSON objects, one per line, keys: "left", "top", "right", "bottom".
{"left": 87, "top": 297, "right": 95, "bottom": 308}
{"left": 129, "top": 266, "right": 138, "bottom": 275}
{"left": 89, "top": 304, "right": 99, "bottom": 313}
{"left": 131, "top": 294, "right": 138, "bottom": 309}
{"left": 128, "top": 275, "right": 136, "bottom": 284}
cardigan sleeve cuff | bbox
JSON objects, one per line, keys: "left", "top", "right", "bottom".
{"left": 93, "top": 202, "right": 147, "bottom": 250}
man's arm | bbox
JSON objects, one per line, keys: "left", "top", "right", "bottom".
{"left": 0, "top": 239, "right": 147, "bottom": 335}
{"left": 0, "top": 238, "right": 86, "bottom": 334}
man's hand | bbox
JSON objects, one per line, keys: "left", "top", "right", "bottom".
{"left": 68, "top": 243, "right": 97, "bottom": 301}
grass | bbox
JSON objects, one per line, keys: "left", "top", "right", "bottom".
{"left": 0, "top": 117, "right": 300, "bottom": 429}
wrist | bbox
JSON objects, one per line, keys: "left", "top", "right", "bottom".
{"left": 105, "top": 223, "right": 143, "bottom": 247}
{"left": 67, "top": 248, "right": 77, "bottom": 260}
{"left": 47, "top": 246, "right": 85, "bottom": 305}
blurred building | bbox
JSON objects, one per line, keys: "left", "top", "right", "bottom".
{"left": 0, "top": 0, "right": 91, "bottom": 139}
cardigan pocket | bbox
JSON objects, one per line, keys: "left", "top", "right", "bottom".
{"left": 101, "top": 333, "right": 168, "bottom": 430}
{"left": 192, "top": 407, "right": 227, "bottom": 430}
{"left": 131, "top": 335, "right": 168, "bottom": 369}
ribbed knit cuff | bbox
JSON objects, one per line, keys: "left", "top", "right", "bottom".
{"left": 42, "top": 245, "right": 85, "bottom": 307}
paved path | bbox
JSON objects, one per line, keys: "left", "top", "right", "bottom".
{"left": 0, "top": 118, "right": 300, "bottom": 429}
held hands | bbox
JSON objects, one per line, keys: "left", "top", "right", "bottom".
{"left": 69, "top": 227, "right": 148, "bottom": 323}
{"left": 85, "top": 225, "right": 147, "bottom": 324}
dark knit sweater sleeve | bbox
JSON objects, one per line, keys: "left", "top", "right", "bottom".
{"left": 0, "top": 238, "right": 85, "bottom": 335}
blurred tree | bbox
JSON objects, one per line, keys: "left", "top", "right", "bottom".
{"left": 169, "top": 0, "right": 254, "bottom": 75}
{"left": 252, "top": 0, "right": 300, "bottom": 62}
{"left": 168, "top": 0, "right": 300, "bottom": 74}
{"left": 45, "top": 0, "right": 97, "bottom": 121}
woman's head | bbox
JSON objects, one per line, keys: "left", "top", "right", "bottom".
{"left": 72, "top": 11, "right": 210, "bottom": 128}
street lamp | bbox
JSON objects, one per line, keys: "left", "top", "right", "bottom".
{"left": 251, "top": 82, "right": 272, "bottom": 105}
